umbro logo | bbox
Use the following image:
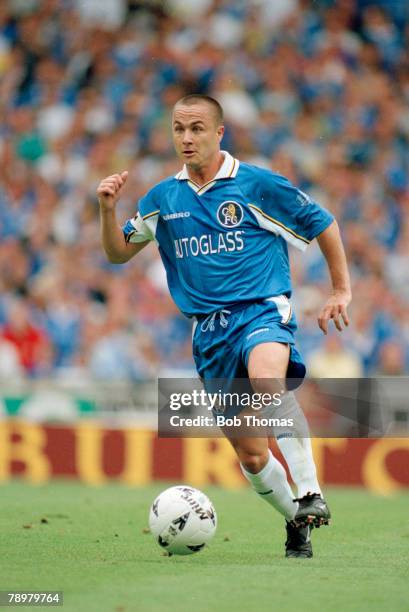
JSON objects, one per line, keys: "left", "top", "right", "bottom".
{"left": 163, "top": 212, "right": 190, "bottom": 220}
{"left": 296, "top": 189, "right": 312, "bottom": 206}
{"left": 246, "top": 328, "right": 269, "bottom": 340}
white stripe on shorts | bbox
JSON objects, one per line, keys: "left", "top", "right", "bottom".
{"left": 192, "top": 318, "right": 198, "bottom": 339}
{"left": 265, "top": 295, "right": 292, "bottom": 325}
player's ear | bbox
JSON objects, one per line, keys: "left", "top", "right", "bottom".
{"left": 217, "top": 125, "right": 224, "bottom": 142}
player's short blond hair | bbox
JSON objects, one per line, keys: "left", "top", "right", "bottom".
{"left": 174, "top": 94, "right": 224, "bottom": 125}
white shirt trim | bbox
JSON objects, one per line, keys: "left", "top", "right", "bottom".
{"left": 175, "top": 151, "right": 239, "bottom": 182}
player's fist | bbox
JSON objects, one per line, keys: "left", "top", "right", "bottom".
{"left": 97, "top": 171, "right": 128, "bottom": 211}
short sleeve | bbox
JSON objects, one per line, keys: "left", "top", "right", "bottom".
{"left": 122, "top": 190, "right": 160, "bottom": 244}
{"left": 250, "top": 171, "right": 334, "bottom": 251}
{"left": 122, "top": 213, "right": 154, "bottom": 243}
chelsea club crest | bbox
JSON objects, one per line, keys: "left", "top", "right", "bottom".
{"left": 216, "top": 201, "right": 244, "bottom": 228}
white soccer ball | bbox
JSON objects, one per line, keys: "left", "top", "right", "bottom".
{"left": 149, "top": 485, "right": 217, "bottom": 555}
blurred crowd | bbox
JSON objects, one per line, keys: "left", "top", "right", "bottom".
{"left": 0, "top": 0, "right": 408, "bottom": 382}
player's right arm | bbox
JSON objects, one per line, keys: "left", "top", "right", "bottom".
{"left": 97, "top": 171, "right": 149, "bottom": 263}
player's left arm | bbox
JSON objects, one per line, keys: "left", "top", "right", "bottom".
{"left": 316, "top": 220, "right": 351, "bottom": 335}
{"left": 252, "top": 170, "right": 351, "bottom": 334}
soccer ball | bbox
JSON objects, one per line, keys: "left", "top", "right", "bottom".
{"left": 149, "top": 485, "right": 217, "bottom": 555}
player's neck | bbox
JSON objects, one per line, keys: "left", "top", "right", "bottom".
{"left": 186, "top": 152, "right": 224, "bottom": 186}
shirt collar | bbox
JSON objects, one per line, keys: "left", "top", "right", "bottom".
{"left": 175, "top": 151, "right": 239, "bottom": 181}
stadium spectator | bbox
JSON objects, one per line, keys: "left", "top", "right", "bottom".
{"left": 0, "top": 337, "right": 24, "bottom": 379}
{"left": 1, "top": 298, "right": 50, "bottom": 376}
{"left": 0, "top": 0, "right": 407, "bottom": 379}
{"left": 307, "top": 335, "right": 364, "bottom": 378}
{"left": 375, "top": 340, "right": 407, "bottom": 376}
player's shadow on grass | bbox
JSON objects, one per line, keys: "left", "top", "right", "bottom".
{"left": 138, "top": 549, "right": 279, "bottom": 565}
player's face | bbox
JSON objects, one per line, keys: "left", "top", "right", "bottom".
{"left": 172, "top": 104, "right": 224, "bottom": 170}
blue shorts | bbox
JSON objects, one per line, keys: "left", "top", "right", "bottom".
{"left": 192, "top": 297, "right": 306, "bottom": 416}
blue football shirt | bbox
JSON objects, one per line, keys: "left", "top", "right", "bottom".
{"left": 122, "top": 151, "right": 334, "bottom": 317}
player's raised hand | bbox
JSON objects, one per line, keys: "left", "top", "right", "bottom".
{"left": 318, "top": 291, "right": 350, "bottom": 335}
{"left": 97, "top": 171, "right": 128, "bottom": 212}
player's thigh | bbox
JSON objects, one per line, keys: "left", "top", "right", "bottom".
{"left": 247, "top": 341, "right": 290, "bottom": 378}
{"left": 247, "top": 341, "right": 290, "bottom": 394}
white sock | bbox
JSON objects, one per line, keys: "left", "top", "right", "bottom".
{"left": 240, "top": 449, "right": 298, "bottom": 521}
{"left": 273, "top": 393, "right": 322, "bottom": 498}
{"left": 277, "top": 435, "right": 322, "bottom": 498}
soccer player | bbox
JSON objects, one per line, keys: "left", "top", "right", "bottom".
{"left": 97, "top": 94, "right": 351, "bottom": 558}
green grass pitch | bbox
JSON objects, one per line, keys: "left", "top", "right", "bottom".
{"left": 0, "top": 482, "right": 407, "bottom": 612}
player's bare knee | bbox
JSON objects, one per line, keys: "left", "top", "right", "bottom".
{"left": 239, "top": 450, "right": 269, "bottom": 474}
{"left": 250, "top": 376, "right": 284, "bottom": 397}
